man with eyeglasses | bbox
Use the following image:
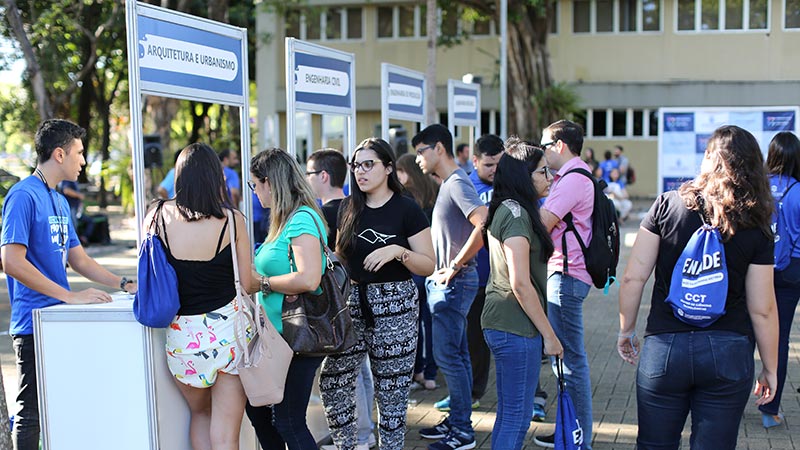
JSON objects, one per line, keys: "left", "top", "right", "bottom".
{"left": 533, "top": 120, "right": 596, "bottom": 449}
{"left": 413, "top": 124, "right": 487, "bottom": 450}
{"left": 306, "top": 149, "right": 348, "bottom": 247}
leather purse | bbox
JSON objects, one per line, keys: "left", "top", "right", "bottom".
{"left": 282, "top": 209, "right": 357, "bottom": 356}
{"left": 228, "top": 210, "right": 293, "bottom": 406}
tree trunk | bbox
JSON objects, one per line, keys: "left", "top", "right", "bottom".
{"left": 3, "top": 0, "right": 53, "bottom": 120}
{"left": 425, "top": 0, "right": 437, "bottom": 126}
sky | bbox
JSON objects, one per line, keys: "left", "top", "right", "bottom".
{"left": 0, "top": 39, "right": 23, "bottom": 85}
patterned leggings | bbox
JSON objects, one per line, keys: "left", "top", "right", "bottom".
{"left": 320, "top": 279, "right": 419, "bottom": 450}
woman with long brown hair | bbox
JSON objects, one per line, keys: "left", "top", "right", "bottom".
{"left": 617, "top": 125, "right": 779, "bottom": 449}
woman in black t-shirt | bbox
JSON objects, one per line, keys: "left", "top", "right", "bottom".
{"left": 617, "top": 125, "right": 779, "bottom": 449}
{"left": 320, "top": 138, "right": 435, "bottom": 450}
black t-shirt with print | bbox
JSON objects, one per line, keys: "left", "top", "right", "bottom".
{"left": 344, "top": 193, "right": 429, "bottom": 283}
{"left": 641, "top": 191, "right": 773, "bottom": 338}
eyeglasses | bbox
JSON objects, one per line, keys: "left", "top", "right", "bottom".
{"left": 415, "top": 144, "right": 434, "bottom": 156}
{"left": 540, "top": 141, "right": 558, "bottom": 149}
{"left": 305, "top": 170, "right": 323, "bottom": 176}
{"left": 350, "top": 160, "right": 382, "bottom": 172}
{"left": 246, "top": 180, "right": 257, "bottom": 191}
{"left": 533, "top": 166, "right": 552, "bottom": 178}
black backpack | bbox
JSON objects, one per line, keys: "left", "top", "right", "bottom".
{"left": 561, "top": 168, "right": 621, "bottom": 291}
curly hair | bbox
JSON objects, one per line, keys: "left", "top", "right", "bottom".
{"left": 678, "top": 125, "right": 773, "bottom": 240}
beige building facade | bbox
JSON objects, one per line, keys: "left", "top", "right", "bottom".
{"left": 256, "top": 0, "right": 800, "bottom": 197}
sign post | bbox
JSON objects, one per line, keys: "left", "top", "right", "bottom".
{"left": 285, "top": 38, "right": 356, "bottom": 161}
{"left": 126, "top": 0, "right": 251, "bottom": 244}
{"left": 381, "top": 63, "right": 426, "bottom": 143}
{"left": 448, "top": 80, "right": 481, "bottom": 153}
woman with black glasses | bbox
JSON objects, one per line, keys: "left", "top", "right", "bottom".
{"left": 320, "top": 138, "right": 435, "bottom": 450}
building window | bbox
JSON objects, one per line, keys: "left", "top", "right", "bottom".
{"left": 550, "top": 0, "right": 560, "bottom": 33}
{"left": 677, "top": 0, "right": 768, "bottom": 31}
{"left": 287, "top": 7, "right": 364, "bottom": 41}
{"left": 573, "top": 0, "right": 662, "bottom": 33}
{"left": 787, "top": 0, "right": 800, "bottom": 28}
{"left": 399, "top": 5, "right": 416, "bottom": 37}
{"left": 378, "top": 7, "right": 393, "bottom": 38}
{"left": 586, "top": 108, "right": 659, "bottom": 138}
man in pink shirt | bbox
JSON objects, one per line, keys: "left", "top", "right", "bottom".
{"left": 533, "top": 120, "right": 595, "bottom": 450}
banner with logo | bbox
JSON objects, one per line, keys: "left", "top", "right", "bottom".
{"left": 658, "top": 107, "right": 799, "bottom": 193}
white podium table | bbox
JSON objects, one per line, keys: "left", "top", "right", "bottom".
{"left": 32, "top": 295, "right": 258, "bottom": 450}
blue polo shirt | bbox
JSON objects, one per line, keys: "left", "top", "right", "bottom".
{"left": 469, "top": 170, "right": 493, "bottom": 287}
{"left": 2, "top": 176, "right": 80, "bottom": 335}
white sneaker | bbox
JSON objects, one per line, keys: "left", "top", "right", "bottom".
{"left": 367, "top": 433, "right": 377, "bottom": 448}
{"left": 320, "top": 439, "right": 373, "bottom": 450}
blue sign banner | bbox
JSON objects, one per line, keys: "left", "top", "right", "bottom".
{"left": 294, "top": 52, "right": 352, "bottom": 110}
{"left": 387, "top": 72, "right": 424, "bottom": 116}
{"left": 137, "top": 15, "right": 243, "bottom": 98}
{"left": 453, "top": 87, "right": 479, "bottom": 122}
{"left": 663, "top": 113, "right": 694, "bottom": 132}
{"left": 763, "top": 111, "right": 795, "bottom": 131}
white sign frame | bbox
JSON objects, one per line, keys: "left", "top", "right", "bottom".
{"left": 658, "top": 106, "right": 800, "bottom": 194}
{"left": 380, "top": 63, "right": 426, "bottom": 142}
{"left": 448, "top": 80, "right": 481, "bottom": 154}
{"left": 285, "top": 38, "right": 356, "bottom": 161}
{"left": 126, "top": 0, "right": 252, "bottom": 245}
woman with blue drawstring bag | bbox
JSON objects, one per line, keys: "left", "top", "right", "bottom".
{"left": 758, "top": 131, "right": 800, "bottom": 428}
{"left": 617, "top": 125, "right": 779, "bottom": 449}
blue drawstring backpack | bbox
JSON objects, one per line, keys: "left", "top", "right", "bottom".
{"left": 772, "top": 181, "right": 798, "bottom": 271}
{"left": 133, "top": 202, "right": 180, "bottom": 328}
{"left": 555, "top": 357, "right": 585, "bottom": 450}
{"left": 665, "top": 205, "right": 728, "bottom": 328}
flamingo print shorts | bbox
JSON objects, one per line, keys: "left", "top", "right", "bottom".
{"left": 166, "top": 299, "right": 251, "bottom": 388}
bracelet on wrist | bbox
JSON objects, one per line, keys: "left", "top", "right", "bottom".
{"left": 260, "top": 276, "right": 272, "bottom": 295}
{"left": 618, "top": 332, "right": 636, "bottom": 339}
{"left": 395, "top": 248, "right": 410, "bottom": 263}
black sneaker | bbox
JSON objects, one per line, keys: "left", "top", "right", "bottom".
{"left": 427, "top": 430, "right": 476, "bottom": 450}
{"left": 420, "top": 417, "right": 451, "bottom": 440}
{"left": 533, "top": 433, "right": 555, "bottom": 448}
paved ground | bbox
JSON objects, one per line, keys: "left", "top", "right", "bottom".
{"left": 0, "top": 202, "right": 798, "bottom": 449}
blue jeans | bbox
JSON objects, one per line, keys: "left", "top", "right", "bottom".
{"left": 246, "top": 355, "right": 324, "bottom": 450}
{"left": 484, "top": 329, "right": 542, "bottom": 450}
{"left": 427, "top": 267, "right": 479, "bottom": 437}
{"left": 355, "top": 358, "right": 375, "bottom": 445}
{"left": 759, "top": 258, "right": 800, "bottom": 415}
{"left": 637, "top": 331, "right": 754, "bottom": 450}
{"left": 547, "top": 272, "right": 592, "bottom": 450}
{"left": 413, "top": 274, "right": 437, "bottom": 380}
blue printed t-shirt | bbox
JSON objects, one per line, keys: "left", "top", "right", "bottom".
{"left": 253, "top": 206, "right": 326, "bottom": 333}
{"left": 770, "top": 174, "right": 800, "bottom": 259}
{"left": 469, "top": 170, "right": 493, "bottom": 286}
{"left": 2, "top": 176, "right": 81, "bottom": 335}
{"left": 158, "top": 168, "right": 176, "bottom": 198}
{"left": 598, "top": 159, "right": 619, "bottom": 183}
{"left": 223, "top": 166, "right": 241, "bottom": 192}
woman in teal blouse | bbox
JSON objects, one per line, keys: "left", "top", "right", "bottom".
{"left": 244, "top": 148, "right": 327, "bottom": 450}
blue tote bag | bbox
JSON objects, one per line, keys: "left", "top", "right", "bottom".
{"left": 555, "top": 357, "right": 585, "bottom": 450}
{"left": 133, "top": 201, "right": 180, "bottom": 328}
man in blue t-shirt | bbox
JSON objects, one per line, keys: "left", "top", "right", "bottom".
{"left": 1, "top": 119, "right": 137, "bottom": 450}
{"left": 218, "top": 149, "right": 241, "bottom": 206}
{"left": 465, "top": 135, "right": 502, "bottom": 406}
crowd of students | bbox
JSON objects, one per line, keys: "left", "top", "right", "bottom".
{"left": 2, "top": 118, "right": 797, "bottom": 450}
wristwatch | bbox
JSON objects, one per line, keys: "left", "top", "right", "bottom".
{"left": 260, "top": 276, "right": 272, "bottom": 295}
{"left": 120, "top": 277, "right": 134, "bottom": 290}
{"left": 448, "top": 260, "right": 461, "bottom": 271}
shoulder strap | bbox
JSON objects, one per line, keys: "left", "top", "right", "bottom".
{"left": 287, "top": 208, "right": 330, "bottom": 271}
{"left": 215, "top": 214, "right": 230, "bottom": 254}
{"left": 559, "top": 168, "right": 595, "bottom": 273}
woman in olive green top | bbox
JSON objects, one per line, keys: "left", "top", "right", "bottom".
{"left": 482, "top": 138, "right": 563, "bottom": 450}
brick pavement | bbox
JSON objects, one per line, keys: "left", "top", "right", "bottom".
{"left": 0, "top": 205, "right": 798, "bottom": 449}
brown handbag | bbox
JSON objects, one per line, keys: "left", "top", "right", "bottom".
{"left": 281, "top": 209, "right": 357, "bottom": 356}
{"left": 228, "top": 210, "right": 293, "bottom": 407}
